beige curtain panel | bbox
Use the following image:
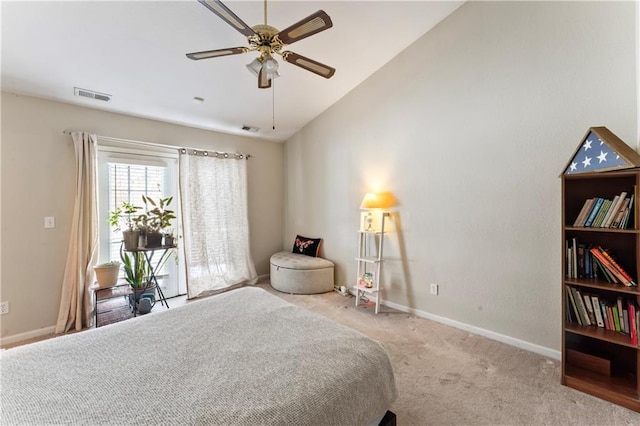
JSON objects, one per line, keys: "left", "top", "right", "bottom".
{"left": 55, "top": 132, "right": 99, "bottom": 333}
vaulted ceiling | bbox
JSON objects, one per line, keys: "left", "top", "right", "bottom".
{"left": 1, "top": 1, "right": 463, "bottom": 142}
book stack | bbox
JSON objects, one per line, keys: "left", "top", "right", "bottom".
{"left": 572, "top": 188, "right": 636, "bottom": 229}
{"left": 566, "top": 286, "right": 639, "bottom": 346}
{"left": 565, "top": 240, "right": 636, "bottom": 287}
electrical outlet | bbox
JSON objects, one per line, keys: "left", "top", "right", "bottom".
{"left": 0, "top": 302, "right": 9, "bottom": 315}
{"left": 430, "top": 283, "right": 439, "bottom": 295}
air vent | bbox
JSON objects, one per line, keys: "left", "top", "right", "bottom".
{"left": 241, "top": 124, "right": 260, "bottom": 133}
{"left": 74, "top": 87, "right": 111, "bottom": 102}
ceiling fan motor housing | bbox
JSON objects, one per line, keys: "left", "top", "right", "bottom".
{"left": 249, "top": 24, "right": 282, "bottom": 56}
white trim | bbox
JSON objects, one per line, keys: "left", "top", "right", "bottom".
{"left": 0, "top": 326, "right": 56, "bottom": 347}
{"left": 97, "top": 142, "right": 178, "bottom": 159}
{"left": 382, "top": 299, "right": 561, "bottom": 361}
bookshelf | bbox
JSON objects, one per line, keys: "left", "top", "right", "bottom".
{"left": 562, "top": 169, "right": 640, "bottom": 412}
{"left": 354, "top": 213, "right": 389, "bottom": 315}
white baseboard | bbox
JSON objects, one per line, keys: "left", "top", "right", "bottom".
{"left": 1, "top": 325, "right": 56, "bottom": 347}
{"left": 382, "top": 299, "right": 561, "bottom": 361}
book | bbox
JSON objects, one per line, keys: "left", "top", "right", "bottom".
{"left": 623, "top": 309, "right": 629, "bottom": 334}
{"left": 566, "top": 287, "right": 582, "bottom": 325}
{"left": 600, "top": 194, "right": 621, "bottom": 227}
{"left": 612, "top": 305, "right": 621, "bottom": 331}
{"left": 570, "top": 287, "right": 591, "bottom": 325}
{"left": 584, "top": 198, "right": 605, "bottom": 227}
{"left": 600, "top": 301, "right": 610, "bottom": 330}
{"left": 577, "top": 244, "right": 585, "bottom": 278}
{"left": 573, "top": 288, "right": 591, "bottom": 326}
{"left": 611, "top": 197, "right": 630, "bottom": 228}
{"left": 590, "top": 247, "right": 630, "bottom": 286}
{"left": 566, "top": 242, "right": 572, "bottom": 279}
{"left": 584, "top": 245, "right": 592, "bottom": 278}
{"left": 606, "top": 305, "right": 615, "bottom": 330}
{"left": 591, "top": 295, "right": 605, "bottom": 327}
{"left": 632, "top": 187, "right": 637, "bottom": 229}
{"left": 572, "top": 238, "right": 578, "bottom": 279}
{"left": 603, "top": 192, "right": 627, "bottom": 227}
{"left": 617, "top": 297, "right": 626, "bottom": 333}
{"left": 600, "top": 248, "right": 636, "bottom": 286}
{"left": 582, "top": 293, "right": 596, "bottom": 325}
{"left": 621, "top": 207, "right": 631, "bottom": 229}
{"left": 573, "top": 198, "right": 594, "bottom": 226}
{"left": 592, "top": 199, "right": 611, "bottom": 227}
{"left": 628, "top": 301, "right": 638, "bottom": 346}
{"left": 591, "top": 254, "right": 617, "bottom": 283}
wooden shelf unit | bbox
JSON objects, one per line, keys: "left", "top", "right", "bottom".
{"left": 562, "top": 169, "right": 640, "bottom": 412}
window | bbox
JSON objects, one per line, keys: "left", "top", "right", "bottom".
{"left": 97, "top": 143, "right": 185, "bottom": 298}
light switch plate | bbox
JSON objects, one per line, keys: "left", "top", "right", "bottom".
{"left": 44, "top": 216, "right": 55, "bottom": 228}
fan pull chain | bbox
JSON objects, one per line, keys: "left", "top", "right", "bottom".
{"left": 272, "top": 81, "right": 276, "bottom": 130}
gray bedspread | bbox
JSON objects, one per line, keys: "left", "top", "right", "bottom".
{"left": 1, "top": 286, "right": 396, "bottom": 425}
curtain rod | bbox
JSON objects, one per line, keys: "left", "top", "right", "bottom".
{"left": 62, "top": 130, "right": 253, "bottom": 159}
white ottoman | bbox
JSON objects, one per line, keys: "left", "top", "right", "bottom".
{"left": 270, "top": 251, "right": 334, "bottom": 294}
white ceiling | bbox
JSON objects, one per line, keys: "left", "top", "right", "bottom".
{"left": 1, "top": 1, "right": 463, "bottom": 142}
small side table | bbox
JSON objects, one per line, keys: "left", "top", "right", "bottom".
{"left": 93, "top": 283, "right": 134, "bottom": 327}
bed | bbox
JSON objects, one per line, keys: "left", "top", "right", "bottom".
{"left": 1, "top": 286, "right": 397, "bottom": 425}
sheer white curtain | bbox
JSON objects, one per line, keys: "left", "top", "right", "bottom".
{"left": 55, "top": 132, "right": 99, "bottom": 333}
{"left": 178, "top": 150, "right": 257, "bottom": 298}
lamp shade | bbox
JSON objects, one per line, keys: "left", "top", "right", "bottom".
{"left": 246, "top": 57, "right": 262, "bottom": 77}
{"left": 360, "top": 192, "right": 394, "bottom": 210}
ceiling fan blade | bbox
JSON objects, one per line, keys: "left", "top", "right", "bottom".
{"left": 258, "top": 68, "right": 272, "bottom": 89}
{"left": 275, "top": 10, "right": 333, "bottom": 45}
{"left": 186, "top": 47, "right": 249, "bottom": 60}
{"left": 281, "top": 51, "right": 335, "bottom": 79}
{"left": 198, "top": 0, "right": 256, "bottom": 37}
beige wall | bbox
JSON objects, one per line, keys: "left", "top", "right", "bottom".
{"left": 0, "top": 93, "right": 284, "bottom": 339}
{"left": 284, "top": 1, "right": 638, "bottom": 354}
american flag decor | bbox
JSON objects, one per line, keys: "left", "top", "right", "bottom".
{"left": 563, "top": 127, "right": 640, "bottom": 175}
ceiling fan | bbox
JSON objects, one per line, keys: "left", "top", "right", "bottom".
{"left": 186, "top": 0, "right": 336, "bottom": 89}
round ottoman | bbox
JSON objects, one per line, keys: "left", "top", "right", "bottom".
{"left": 270, "top": 251, "right": 334, "bottom": 294}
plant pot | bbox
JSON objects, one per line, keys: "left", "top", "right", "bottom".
{"left": 93, "top": 264, "right": 121, "bottom": 288}
{"left": 129, "top": 284, "right": 156, "bottom": 314}
{"left": 122, "top": 230, "right": 140, "bottom": 251}
{"left": 164, "top": 236, "right": 175, "bottom": 246}
{"left": 146, "top": 231, "right": 163, "bottom": 248}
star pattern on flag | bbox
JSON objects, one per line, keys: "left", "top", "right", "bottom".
{"left": 597, "top": 151, "right": 608, "bottom": 163}
{"left": 565, "top": 131, "right": 629, "bottom": 174}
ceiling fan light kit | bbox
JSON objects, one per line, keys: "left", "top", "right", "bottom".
{"left": 187, "top": 0, "right": 335, "bottom": 89}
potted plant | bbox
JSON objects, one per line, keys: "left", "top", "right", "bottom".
{"left": 163, "top": 228, "right": 175, "bottom": 246}
{"left": 138, "top": 195, "right": 176, "bottom": 248}
{"left": 120, "top": 249, "right": 155, "bottom": 311}
{"left": 93, "top": 261, "right": 121, "bottom": 288}
{"left": 108, "top": 201, "right": 141, "bottom": 250}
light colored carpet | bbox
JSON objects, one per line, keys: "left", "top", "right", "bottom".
{"left": 260, "top": 283, "right": 640, "bottom": 425}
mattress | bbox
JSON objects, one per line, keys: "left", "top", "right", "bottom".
{"left": 1, "top": 286, "right": 397, "bottom": 425}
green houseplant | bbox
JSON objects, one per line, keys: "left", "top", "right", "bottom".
{"left": 120, "top": 249, "right": 156, "bottom": 311}
{"left": 108, "top": 201, "right": 141, "bottom": 250}
{"left": 136, "top": 195, "right": 176, "bottom": 248}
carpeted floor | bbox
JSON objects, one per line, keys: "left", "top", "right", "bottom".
{"left": 6, "top": 283, "right": 640, "bottom": 424}
{"left": 260, "top": 283, "right": 640, "bottom": 425}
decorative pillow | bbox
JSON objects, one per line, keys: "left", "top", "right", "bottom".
{"left": 292, "top": 235, "right": 322, "bottom": 257}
